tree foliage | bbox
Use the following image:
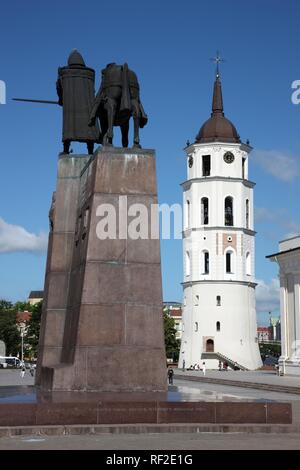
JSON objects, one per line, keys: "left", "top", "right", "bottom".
{"left": 163, "top": 310, "right": 180, "bottom": 362}
{"left": 0, "top": 300, "right": 14, "bottom": 311}
{"left": 0, "top": 302, "right": 20, "bottom": 356}
{"left": 259, "top": 342, "right": 281, "bottom": 356}
{"left": 0, "top": 299, "right": 43, "bottom": 359}
{"left": 26, "top": 301, "right": 42, "bottom": 358}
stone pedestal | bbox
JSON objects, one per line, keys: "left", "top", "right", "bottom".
{"left": 37, "top": 147, "right": 167, "bottom": 392}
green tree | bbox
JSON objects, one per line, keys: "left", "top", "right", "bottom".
{"left": 14, "top": 301, "right": 32, "bottom": 313}
{"left": 0, "top": 306, "right": 20, "bottom": 356}
{"left": 259, "top": 342, "right": 281, "bottom": 357}
{"left": 163, "top": 310, "right": 180, "bottom": 362}
{"left": 26, "top": 301, "right": 42, "bottom": 359}
{"left": 0, "top": 300, "right": 14, "bottom": 311}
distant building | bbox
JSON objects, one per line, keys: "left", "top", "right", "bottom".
{"left": 163, "top": 302, "right": 182, "bottom": 341}
{"left": 267, "top": 235, "right": 300, "bottom": 375}
{"left": 16, "top": 311, "right": 32, "bottom": 324}
{"left": 257, "top": 326, "right": 272, "bottom": 342}
{"left": 16, "top": 311, "right": 32, "bottom": 337}
{"left": 27, "top": 290, "right": 43, "bottom": 305}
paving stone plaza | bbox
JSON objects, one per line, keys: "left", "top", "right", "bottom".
{"left": 1, "top": 369, "right": 300, "bottom": 449}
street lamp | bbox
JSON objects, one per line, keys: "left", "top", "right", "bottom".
{"left": 20, "top": 330, "right": 24, "bottom": 365}
{"left": 17, "top": 323, "right": 25, "bottom": 367}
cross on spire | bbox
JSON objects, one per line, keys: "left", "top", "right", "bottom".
{"left": 210, "top": 51, "right": 225, "bottom": 79}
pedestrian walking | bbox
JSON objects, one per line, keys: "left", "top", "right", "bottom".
{"left": 29, "top": 364, "right": 35, "bottom": 377}
{"left": 202, "top": 362, "right": 206, "bottom": 376}
{"left": 218, "top": 360, "right": 222, "bottom": 371}
{"left": 182, "top": 359, "right": 185, "bottom": 371}
{"left": 20, "top": 366, "right": 25, "bottom": 378}
{"left": 167, "top": 367, "right": 174, "bottom": 385}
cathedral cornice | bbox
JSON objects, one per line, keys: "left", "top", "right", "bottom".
{"left": 184, "top": 141, "right": 253, "bottom": 153}
{"left": 182, "top": 227, "right": 256, "bottom": 237}
{"left": 181, "top": 280, "right": 257, "bottom": 288}
{"left": 181, "top": 177, "right": 255, "bottom": 189}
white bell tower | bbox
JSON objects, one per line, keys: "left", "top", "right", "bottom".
{"left": 179, "top": 64, "right": 262, "bottom": 370}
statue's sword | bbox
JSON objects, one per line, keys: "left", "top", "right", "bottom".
{"left": 12, "top": 98, "right": 59, "bottom": 105}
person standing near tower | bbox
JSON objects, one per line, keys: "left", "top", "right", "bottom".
{"left": 167, "top": 367, "right": 174, "bottom": 385}
{"left": 20, "top": 366, "right": 25, "bottom": 378}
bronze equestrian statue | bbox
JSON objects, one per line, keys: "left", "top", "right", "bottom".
{"left": 89, "top": 63, "right": 148, "bottom": 148}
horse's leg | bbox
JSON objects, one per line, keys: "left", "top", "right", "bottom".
{"left": 104, "top": 98, "right": 116, "bottom": 145}
{"left": 121, "top": 121, "right": 129, "bottom": 148}
{"left": 87, "top": 141, "right": 94, "bottom": 154}
{"left": 100, "top": 113, "right": 107, "bottom": 146}
{"left": 133, "top": 117, "right": 141, "bottom": 148}
{"left": 132, "top": 102, "right": 141, "bottom": 148}
{"left": 63, "top": 140, "right": 70, "bottom": 154}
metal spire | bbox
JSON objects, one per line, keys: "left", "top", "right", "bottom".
{"left": 210, "top": 51, "right": 225, "bottom": 79}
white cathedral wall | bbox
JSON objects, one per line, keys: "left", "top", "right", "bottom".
{"left": 184, "top": 180, "right": 254, "bottom": 229}
{"left": 183, "top": 231, "right": 255, "bottom": 284}
{"left": 180, "top": 283, "right": 262, "bottom": 370}
{"left": 180, "top": 141, "right": 261, "bottom": 371}
{"left": 186, "top": 143, "right": 249, "bottom": 181}
{"left": 276, "top": 246, "right": 300, "bottom": 375}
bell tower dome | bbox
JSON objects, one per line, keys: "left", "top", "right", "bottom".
{"left": 195, "top": 74, "right": 240, "bottom": 144}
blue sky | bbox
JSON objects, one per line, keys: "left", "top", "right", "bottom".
{"left": 0, "top": 0, "right": 299, "bottom": 325}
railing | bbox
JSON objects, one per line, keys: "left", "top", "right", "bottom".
{"left": 201, "top": 351, "right": 248, "bottom": 371}
{"left": 258, "top": 340, "right": 281, "bottom": 345}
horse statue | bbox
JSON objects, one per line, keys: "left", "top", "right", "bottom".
{"left": 89, "top": 63, "right": 148, "bottom": 148}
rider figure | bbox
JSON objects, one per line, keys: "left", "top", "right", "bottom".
{"left": 89, "top": 63, "right": 147, "bottom": 148}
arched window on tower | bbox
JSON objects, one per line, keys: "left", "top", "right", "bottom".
{"left": 216, "top": 321, "right": 220, "bottom": 332}
{"left": 246, "top": 252, "right": 251, "bottom": 276}
{"left": 246, "top": 199, "right": 249, "bottom": 229}
{"left": 203, "top": 251, "right": 209, "bottom": 274}
{"left": 186, "top": 251, "right": 190, "bottom": 276}
{"left": 201, "top": 197, "right": 209, "bottom": 225}
{"left": 225, "top": 196, "right": 234, "bottom": 226}
{"left": 242, "top": 157, "right": 246, "bottom": 179}
{"left": 225, "top": 250, "right": 234, "bottom": 274}
{"left": 185, "top": 200, "right": 190, "bottom": 229}
{"left": 202, "top": 155, "right": 211, "bottom": 176}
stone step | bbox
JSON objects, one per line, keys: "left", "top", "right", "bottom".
{"left": 175, "top": 373, "right": 300, "bottom": 395}
{"left": 1, "top": 423, "right": 300, "bottom": 438}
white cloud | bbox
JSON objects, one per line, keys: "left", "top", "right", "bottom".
{"left": 255, "top": 206, "right": 300, "bottom": 239}
{"left": 253, "top": 149, "right": 300, "bottom": 182}
{"left": 0, "top": 217, "right": 48, "bottom": 254}
{"left": 256, "top": 278, "right": 280, "bottom": 314}
{"left": 255, "top": 207, "right": 272, "bottom": 224}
